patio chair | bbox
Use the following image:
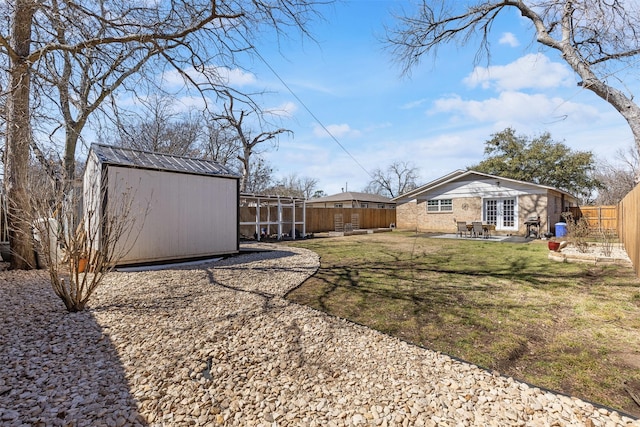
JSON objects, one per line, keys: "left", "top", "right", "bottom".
{"left": 456, "top": 221, "right": 469, "bottom": 238}
{"left": 472, "top": 221, "right": 484, "bottom": 238}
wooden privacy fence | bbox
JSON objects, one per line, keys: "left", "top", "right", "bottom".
{"left": 239, "top": 206, "right": 396, "bottom": 237}
{"left": 305, "top": 208, "right": 396, "bottom": 233}
{"left": 568, "top": 205, "right": 618, "bottom": 233}
{"left": 619, "top": 185, "right": 640, "bottom": 279}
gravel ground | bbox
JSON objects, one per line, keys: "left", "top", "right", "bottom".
{"left": 1, "top": 243, "right": 638, "bottom": 426}
{"left": 549, "top": 242, "right": 633, "bottom": 266}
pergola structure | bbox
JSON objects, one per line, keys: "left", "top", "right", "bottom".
{"left": 239, "top": 194, "right": 306, "bottom": 241}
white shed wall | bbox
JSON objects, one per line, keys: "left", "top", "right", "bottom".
{"left": 107, "top": 166, "right": 238, "bottom": 264}
{"left": 83, "top": 151, "right": 104, "bottom": 254}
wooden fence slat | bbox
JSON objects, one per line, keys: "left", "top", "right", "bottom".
{"left": 568, "top": 205, "right": 618, "bottom": 233}
{"left": 619, "top": 186, "right": 640, "bottom": 279}
{"left": 304, "top": 208, "right": 396, "bottom": 233}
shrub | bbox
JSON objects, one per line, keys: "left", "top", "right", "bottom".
{"left": 561, "top": 212, "right": 590, "bottom": 253}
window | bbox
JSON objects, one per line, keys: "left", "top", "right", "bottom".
{"left": 427, "top": 199, "right": 452, "bottom": 212}
{"left": 378, "top": 204, "right": 385, "bottom": 209}
{"left": 361, "top": 203, "right": 368, "bottom": 208}
{"left": 334, "top": 203, "right": 343, "bottom": 208}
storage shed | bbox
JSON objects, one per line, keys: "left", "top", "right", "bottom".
{"left": 83, "top": 143, "right": 240, "bottom": 265}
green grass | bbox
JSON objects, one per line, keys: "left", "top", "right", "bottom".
{"left": 283, "top": 231, "right": 640, "bottom": 417}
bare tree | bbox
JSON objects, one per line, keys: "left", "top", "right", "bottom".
{"left": 594, "top": 147, "right": 639, "bottom": 204}
{"left": 268, "top": 173, "right": 319, "bottom": 199}
{"left": 616, "top": 145, "right": 640, "bottom": 182}
{"left": 114, "top": 96, "right": 203, "bottom": 157}
{"left": 299, "top": 176, "right": 321, "bottom": 199}
{"left": 243, "top": 156, "right": 276, "bottom": 194}
{"left": 201, "top": 120, "right": 242, "bottom": 166}
{"left": 1, "top": 0, "right": 330, "bottom": 269}
{"left": 388, "top": 1, "right": 640, "bottom": 164}
{"left": 213, "top": 90, "right": 292, "bottom": 192}
{"left": 364, "top": 161, "right": 420, "bottom": 198}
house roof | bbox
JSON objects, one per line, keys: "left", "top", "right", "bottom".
{"left": 309, "top": 191, "right": 394, "bottom": 204}
{"left": 90, "top": 143, "right": 240, "bottom": 178}
{"left": 392, "top": 169, "right": 576, "bottom": 201}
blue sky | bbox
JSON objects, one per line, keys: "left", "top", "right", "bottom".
{"left": 178, "top": 0, "right": 637, "bottom": 195}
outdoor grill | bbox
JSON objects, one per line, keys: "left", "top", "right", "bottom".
{"left": 524, "top": 217, "right": 541, "bottom": 238}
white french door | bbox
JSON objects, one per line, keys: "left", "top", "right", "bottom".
{"left": 484, "top": 198, "right": 517, "bottom": 230}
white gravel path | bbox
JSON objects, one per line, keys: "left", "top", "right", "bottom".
{"left": 1, "top": 243, "right": 638, "bottom": 426}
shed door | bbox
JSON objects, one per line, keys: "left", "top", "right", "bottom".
{"left": 484, "top": 198, "right": 517, "bottom": 231}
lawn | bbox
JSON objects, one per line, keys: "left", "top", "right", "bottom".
{"left": 283, "top": 231, "right": 640, "bottom": 417}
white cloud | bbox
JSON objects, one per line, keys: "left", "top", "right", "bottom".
{"left": 160, "top": 66, "right": 257, "bottom": 88}
{"left": 499, "top": 32, "right": 519, "bottom": 47}
{"left": 463, "top": 53, "right": 574, "bottom": 91}
{"left": 221, "top": 67, "right": 258, "bottom": 87}
{"left": 313, "top": 123, "right": 362, "bottom": 138}
{"left": 430, "top": 91, "right": 600, "bottom": 125}
{"left": 401, "top": 98, "right": 429, "bottom": 110}
{"left": 264, "top": 101, "right": 298, "bottom": 118}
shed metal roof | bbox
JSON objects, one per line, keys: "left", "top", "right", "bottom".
{"left": 90, "top": 143, "right": 240, "bottom": 178}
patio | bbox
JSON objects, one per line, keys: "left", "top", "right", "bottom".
{"left": 426, "top": 233, "right": 532, "bottom": 243}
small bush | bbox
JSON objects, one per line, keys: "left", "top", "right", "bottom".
{"left": 600, "top": 229, "right": 616, "bottom": 257}
{"left": 31, "top": 173, "right": 143, "bottom": 312}
{"left": 561, "top": 212, "right": 590, "bottom": 253}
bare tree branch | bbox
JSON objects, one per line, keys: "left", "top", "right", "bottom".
{"left": 213, "top": 90, "right": 292, "bottom": 191}
{"left": 364, "top": 161, "right": 420, "bottom": 198}
{"left": 2, "top": 0, "right": 331, "bottom": 269}
{"left": 387, "top": 1, "right": 640, "bottom": 165}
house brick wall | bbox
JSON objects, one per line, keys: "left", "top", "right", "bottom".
{"left": 518, "top": 193, "right": 548, "bottom": 235}
{"left": 395, "top": 200, "right": 423, "bottom": 231}
{"left": 396, "top": 197, "right": 483, "bottom": 232}
{"left": 398, "top": 193, "right": 558, "bottom": 236}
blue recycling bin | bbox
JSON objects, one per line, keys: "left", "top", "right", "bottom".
{"left": 555, "top": 222, "right": 567, "bottom": 238}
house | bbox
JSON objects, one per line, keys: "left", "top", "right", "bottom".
{"left": 307, "top": 192, "right": 395, "bottom": 209}
{"left": 392, "top": 169, "right": 578, "bottom": 236}
{"left": 83, "top": 143, "right": 241, "bottom": 265}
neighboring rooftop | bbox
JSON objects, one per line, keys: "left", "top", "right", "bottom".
{"left": 90, "top": 143, "right": 239, "bottom": 178}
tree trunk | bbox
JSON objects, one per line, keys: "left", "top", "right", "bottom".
{"left": 5, "top": 1, "right": 37, "bottom": 269}
{"left": 238, "top": 148, "right": 251, "bottom": 193}
{"left": 63, "top": 123, "right": 83, "bottom": 187}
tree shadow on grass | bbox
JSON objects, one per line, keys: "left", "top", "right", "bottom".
{"left": 0, "top": 271, "right": 146, "bottom": 426}
{"left": 284, "top": 242, "right": 640, "bottom": 415}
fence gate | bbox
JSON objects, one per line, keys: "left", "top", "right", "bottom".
{"left": 351, "top": 213, "right": 359, "bottom": 230}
